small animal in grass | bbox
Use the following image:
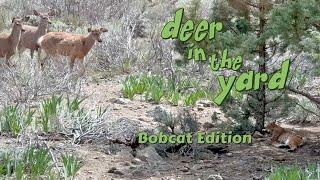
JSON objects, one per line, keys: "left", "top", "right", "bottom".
{"left": 266, "top": 122, "right": 305, "bottom": 152}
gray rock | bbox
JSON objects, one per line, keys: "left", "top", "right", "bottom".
{"left": 131, "top": 158, "right": 143, "bottom": 165}
{"left": 113, "top": 98, "right": 131, "bottom": 105}
{"left": 131, "top": 169, "right": 144, "bottom": 177}
{"left": 207, "top": 174, "right": 223, "bottom": 180}
{"left": 113, "top": 170, "right": 124, "bottom": 175}
{"left": 108, "top": 167, "right": 117, "bottom": 173}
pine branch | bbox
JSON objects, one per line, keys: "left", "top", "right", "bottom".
{"left": 293, "top": 101, "right": 320, "bottom": 118}
{"left": 286, "top": 87, "right": 320, "bottom": 109}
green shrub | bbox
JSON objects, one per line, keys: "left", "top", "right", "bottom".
{"left": 40, "top": 95, "right": 63, "bottom": 133}
{"left": 121, "top": 74, "right": 215, "bottom": 106}
{"left": 23, "top": 147, "right": 53, "bottom": 178}
{"left": 266, "top": 164, "right": 320, "bottom": 180}
{"left": 144, "top": 75, "right": 165, "bottom": 104}
{"left": 0, "top": 151, "right": 16, "bottom": 177}
{"left": 67, "top": 96, "right": 85, "bottom": 113}
{"left": 169, "top": 91, "right": 181, "bottom": 106}
{"left": 148, "top": 85, "right": 165, "bottom": 104}
{"left": 61, "top": 154, "right": 82, "bottom": 179}
{"left": 184, "top": 89, "right": 206, "bottom": 107}
{"left": 122, "top": 75, "right": 139, "bottom": 100}
{"left": 0, "top": 106, "right": 34, "bottom": 137}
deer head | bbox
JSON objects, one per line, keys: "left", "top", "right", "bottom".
{"left": 33, "top": 8, "right": 56, "bottom": 25}
{"left": 88, "top": 27, "right": 108, "bottom": 43}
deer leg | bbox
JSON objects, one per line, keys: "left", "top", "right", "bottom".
{"left": 79, "top": 58, "right": 85, "bottom": 76}
{"left": 39, "top": 54, "right": 50, "bottom": 72}
{"left": 30, "top": 50, "right": 34, "bottom": 59}
{"left": 5, "top": 55, "right": 11, "bottom": 67}
{"left": 68, "top": 56, "right": 76, "bottom": 73}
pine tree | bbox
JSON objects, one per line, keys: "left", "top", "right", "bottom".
{"left": 210, "top": 0, "right": 320, "bottom": 131}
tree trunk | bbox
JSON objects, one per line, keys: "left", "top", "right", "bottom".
{"left": 255, "top": 1, "right": 267, "bottom": 132}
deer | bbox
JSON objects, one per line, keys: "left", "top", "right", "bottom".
{"left": 18, "top": 9, "right": 55, "bottom": 59}
{"left": 0, "top": 18, "right": 26, "bottom": 66}
{"left": 37, "top": 27, "right": 108, "bottom": 75}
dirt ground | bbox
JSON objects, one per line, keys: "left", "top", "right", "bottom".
{"left": 75, "top": 76, "right": 320, "bottom": 180}
{"left": 1, "top": 75, "right": 319, "bottom": 180}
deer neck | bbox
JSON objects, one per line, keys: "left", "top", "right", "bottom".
{"left": 36, "top": 23, "right": 48, "bottom": 35}
{"left": 9, "top": 25, "right": 22, "bottom": 49}
{"left": 83, "top": 34, "right": 96, "bottom": 55}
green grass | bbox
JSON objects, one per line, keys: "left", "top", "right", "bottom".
{"left": 40, "top": 95, "right": 63, "bottom": 133}
{"left": 266, "top": 164, "right": 320, "bottom": 180}
{"left": 0, "top": 105, "right": 34, "bottom": 137}
{"left": 121, "top": 74, "right": 216, "bottom": 106}
{"left": 62, "top": 154, "right": 82, "bottom": 179}
{"left": 184, "top": 89, "right": 206, "bottom": 107}
{"left": 67, "top": 96, "right": 85, "bottom": 113}
{"left": 23, "top": 147, "right": 53, "bottom": 178}
{"left": 0, "top": 148, "right": 83, "bottom": 179}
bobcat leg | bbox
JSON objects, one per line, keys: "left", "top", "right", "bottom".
{"left": 288, "top": 142, "right": 298, "bottom": 152}
{"left": 271, "top": 133, "right": 281, "bottom": 143}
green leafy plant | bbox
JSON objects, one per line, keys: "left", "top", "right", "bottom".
{"left": 0, "top": 106, "right": 34, "bottom": 137}
{"left": 67, "top": 96, "right": 85, "bottom": 113}
{"left": 0, "top": 151, "right": 16, "bottom": 177}
{"left": 15, "top": 161, "right": 25, "bottom": 180}
{"left": 40, "top": 95, "right": 62, "bottom": 133}
{"left": 61, "top": 154, "right": 82, "bottom": 179}
{"left": 23, "top": 147, "right": 53, "bottom": 179}
{"left": 184, "top": 90, "right": 206, "bottom": 107}
{"left": 266, "top": 164, "right": 320, "bottom": 180}
{"left": 169, "top": 91, "right": 181, "bottom": 106}
{"left": 148, "top": 85, "right": 165, "bottom": 104}
{"left": 122, "top": 75, "right": 139, "bottom": 100}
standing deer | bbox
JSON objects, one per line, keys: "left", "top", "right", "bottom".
{"left": 19, "top": 9, "right": 55, "bottom": 59}
{"left": 0, "top": 18, "right": 26, "bottom": 66}
{"left": 37, "top": 27, "right": 108, "bottom": 75}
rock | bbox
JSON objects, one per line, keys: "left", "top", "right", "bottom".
{"left": 131, "top": 170, "right": 144, "bottom": 177}
{"left": 113, "top": 106, "right": 120, "bottom": 111}
{"left": 131, "top": 158, "right": 142, "bottom": 165}
{"left": 180, "top": 167, "right": 189, "bottom": 172}
{"left": 113, "top": 98, "right": 131, "bottom": 105}
{"left": 147, "top": 105, "right": 172, "bottom": 120}
{"left": 197, "top": 100, "right": 213, "bottom": 107}
{"left": 107, "top": 167, "right": 117, "bottom": 173}
{"left": 203, "top": 122, "right": 215, "bottom": 130}
{"left": 207, "top": 174, "right": 223, "bottom": 180}
{"left": 136, "top": 146, "right": 173, "bottom": 171}
{"left": 113, "top": 170, "right": 124, "bottom": 175}
{"left": 107, "top": 117, "right": 153, "bottom": 143}
{"left": 273, "top": 156, "right": 286, "bottom": 161}
{"left": 226, "top": 153, "right": 232, "bottom": 157}
{"left": 107, "top": 167, "right": 124, "bottom": 175}
{"left": 136, "top": 146, "right": 163, "bottom": 162}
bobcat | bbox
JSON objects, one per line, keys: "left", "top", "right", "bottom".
{"left": 266, "top": 122, "right": 305, "bottom": 152}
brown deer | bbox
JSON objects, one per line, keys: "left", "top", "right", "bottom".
{"left": 18, "top": 9, "right": 55, "bottom": 59}
{"left": 37, "top": 27, "right": 108, "bottom": 75}
{"left": 0, "top": 18, "right": 26, "bottom": 66}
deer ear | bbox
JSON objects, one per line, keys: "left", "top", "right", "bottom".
{"left": 12, "top": 17, "right": 16, "bottom": 23}
{"left": 33, "top": 10, "right": 40, "bottom": 16}
{"left": 100, "top": 28, "right": 108, "bottom": 32}
{"left": 23, "top": 16, "right": 30, "bottom": 22}
{"left": 48, "top": 8, "right": 56, "bottom": 16}
{"left": 88, "top": 28, "right": 92, "bottom": 32}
